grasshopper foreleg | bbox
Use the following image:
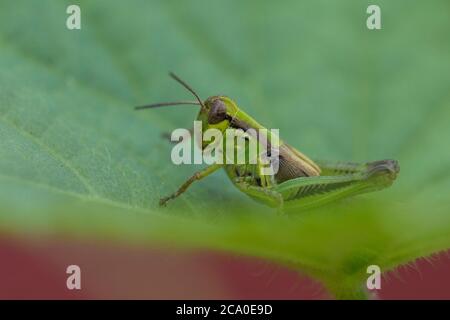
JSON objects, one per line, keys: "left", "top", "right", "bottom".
{"left": 159, "top": 164, "right": 222, "bottom": 206}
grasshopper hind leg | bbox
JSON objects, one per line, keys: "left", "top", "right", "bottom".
{"left": 275, "top": 159, "right": 400, "bottom": 210}
{"left": 315, "top": 159, "right": 399, "bottom": 178}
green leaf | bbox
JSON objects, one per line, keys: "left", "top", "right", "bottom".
{"left": 1, "top": 0, "right": 449, "bottom": 299}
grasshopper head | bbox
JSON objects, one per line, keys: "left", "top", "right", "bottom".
{"left": 135, "top": 73, "right": 248, "bottom": 149}
{"left": 194, "top": 96, "right": 239, "bottom": 150}
{"left": 198, "top": 96, "right": 236, "bottom": 131}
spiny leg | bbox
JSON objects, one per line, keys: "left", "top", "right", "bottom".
{"left": 315, "top": 159, "right": 399, "bottom": 177}
{"left": 314, "top": 160, "right": 364, "bottom": 176}
{"left": 275, "top": 159, "right": 400, "bottom": 210}
{"left": 160, "top": 164, "right": 222, "bottom": 206}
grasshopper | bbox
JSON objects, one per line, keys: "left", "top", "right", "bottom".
{"left": 136, "top": 73, "right": 399, "bottom": 211}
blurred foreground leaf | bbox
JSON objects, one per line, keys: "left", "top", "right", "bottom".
{"left": 0, "top": 0, "right": 449, "bottom": 298}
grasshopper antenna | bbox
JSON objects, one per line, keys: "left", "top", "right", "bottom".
{"left": 135, "top": 101, "right": 200, "bottom": 110}
{"left": 134, "top": 73, "right": 206, "bottom": 111}
{"left": 168, "top": 72, "right": 207, "bottom": 110}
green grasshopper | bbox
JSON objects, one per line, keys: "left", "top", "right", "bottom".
{"left": 136, "top": 73, "right": 399, "bottom": 211}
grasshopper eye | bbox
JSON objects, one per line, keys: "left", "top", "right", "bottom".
{"left": 208, "top": 99, "right": 227, "bottom": 124}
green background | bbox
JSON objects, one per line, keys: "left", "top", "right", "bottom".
{"left": 0, "top": 0, "right": 449, "bottom": 298}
